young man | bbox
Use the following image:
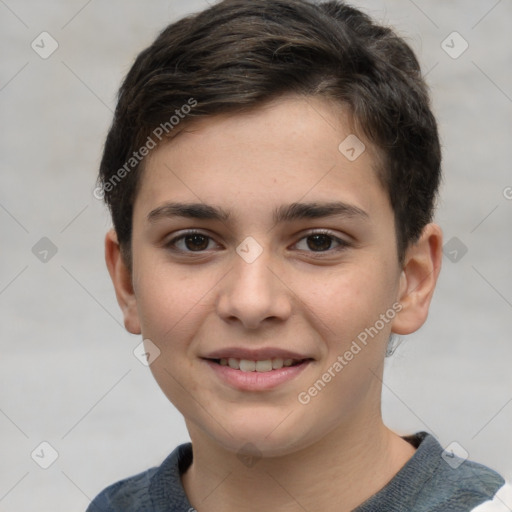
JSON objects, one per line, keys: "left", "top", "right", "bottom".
{"left": 88, "top": 0, "right": 510, "bottom": 510}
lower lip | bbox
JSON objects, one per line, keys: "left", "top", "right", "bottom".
{"left": 203, "top": 359, "right": 312, "bottom": 391}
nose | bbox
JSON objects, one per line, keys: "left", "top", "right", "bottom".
{"left": 215, "top": 247, "right": 292, "bottom": 330}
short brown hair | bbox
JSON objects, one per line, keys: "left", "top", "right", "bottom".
{"left": 98, "top": 0, "right": 441, "bottom": 265}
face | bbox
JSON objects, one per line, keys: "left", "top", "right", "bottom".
{"left": 121, "top": 96, "right": 407, "bottom": 457}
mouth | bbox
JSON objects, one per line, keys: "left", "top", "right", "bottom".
{"left": 207, "top": 357, "right": 311, "bottom": 372}
{"left": 202, "top": 355, "right": 313, "bottom": 391}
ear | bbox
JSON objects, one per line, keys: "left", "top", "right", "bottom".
{"left": 392, "top": 223, "right": 443, "bottom": 335}
{"left": 104, "top": 229, "right": 141, "bottom": 335}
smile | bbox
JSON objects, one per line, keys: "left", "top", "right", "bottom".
{"left": 213, "top": 357, "right": 304, "bottom": 372}
{"left": 204, "top": 357, "right": 313, "bottom": 391}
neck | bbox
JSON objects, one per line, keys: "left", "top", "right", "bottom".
{"left": 181, "top": 418, "right": 416, "bottom": 512}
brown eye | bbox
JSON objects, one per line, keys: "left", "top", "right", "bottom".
{"left": 306, "top": 234, "right": 333, "bottom": 251}
{"left": 184, "top": 234, "right": 210, "bottom": 251}
{"left": 293, "top": 231, "right": 349, "bottom": 254}
{"left": 166, "top": 231, "right": 219, "bottom": 253}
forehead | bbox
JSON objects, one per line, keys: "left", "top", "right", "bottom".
{"left": 134, "top": 95, "right": 390, "bottom": 223}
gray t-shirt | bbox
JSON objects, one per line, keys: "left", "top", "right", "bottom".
{"left": 87, "top": 432, "right": 507, "bottom": 511}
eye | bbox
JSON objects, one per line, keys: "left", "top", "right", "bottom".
{"left": 294, "top": 231, "right": 349, "bottom": 253}
{"left": 166, "top": 231, "right": 220, "bottom": 252}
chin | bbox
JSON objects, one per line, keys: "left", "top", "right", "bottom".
{"left": 200, "top": 410, "right": 319, "bottom": 459}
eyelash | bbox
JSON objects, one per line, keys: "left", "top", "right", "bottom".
{"left": 164, "top": 229, "right": 351, "bottom": 256}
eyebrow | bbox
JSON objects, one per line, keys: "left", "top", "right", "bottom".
{"left": 148, "top": 202, "right": 231, "bottom": 223}
{"left": 274, "top": 201, "right": 368, "bottom": 223}
{"left": 147, "top": 201, "right": 368, "bottom": 224}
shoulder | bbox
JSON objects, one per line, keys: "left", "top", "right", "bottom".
{"left": 86, "top": 442, "right": 193, "bottom": 512}
{"left": 470, "top": 482, "right": 512, "bottom": 511}
{"left": 86, "top": 466, "right": 159, "bottom": 511}
{"left": 423, "top": 456, "right": 506, "bottom": 511}
{"left": 355, "top": 432, "right": 508, "bottom": 512}
{"left": 401, "top": 432, "right": 507, "bottom": 512}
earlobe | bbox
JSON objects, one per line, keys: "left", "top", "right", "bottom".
{"left": 392, "top": 223, "right": 443, "bottom": 335}
{"left": 104, "top": 229, "right": 141, "bottom": 335}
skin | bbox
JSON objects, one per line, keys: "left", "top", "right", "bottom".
{"left": 106, "top": 95, "right": 443, "bottom": 512}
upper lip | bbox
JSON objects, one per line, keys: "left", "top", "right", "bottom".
{"left": 203, "top": 347, "right": 313, "bottom": 361}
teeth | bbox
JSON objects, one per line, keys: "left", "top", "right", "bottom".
{"left": 217, "top": 357, "right": 303, "bottom": 372}
{"left": 239, "top": 360, "right": 256, "bottom": 372}
{"left": 272, "top": 358, "right": 283, "bottom": 369}
{"left": 255, "top": 360, "right": 273, "bottom": 372}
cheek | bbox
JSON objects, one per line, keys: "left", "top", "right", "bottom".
{"left": 132, "top": 256, "right": 214, "bottom": 346}
{"left": 293, "top": 265, "right": 397, "bottom": 418}
{"left": 299, "top": 260, "right": 397, "bottom": 340}
{"left": 133, "top": 262, "right": 209, "bottom": 408}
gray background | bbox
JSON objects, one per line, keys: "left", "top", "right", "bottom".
{"left": 1, "top": 1, "right": 511, "bottom": 510}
